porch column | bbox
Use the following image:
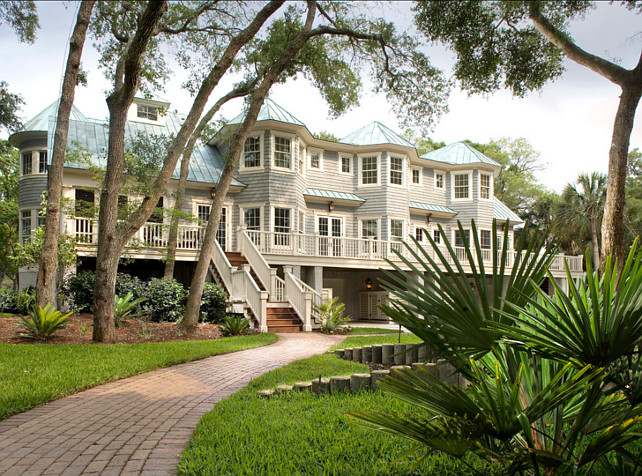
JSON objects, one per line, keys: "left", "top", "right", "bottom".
{"left": 305, "top": 266, "right": 324, "bottom": 294}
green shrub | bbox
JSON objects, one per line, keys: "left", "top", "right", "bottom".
{"left": 115, "top": 273, "right": 145, "bottom": 302}
{"left": 314, "top": 297, "right": 351, "bottom": 333}
{"left": 200, "top": 283, "right": 228, "bottom": 323}
{"left": 0, "top": 288, "right": 18, "bottom": 313}
{"left": 63, "top": 271, "right": 95, "bottom": 312}
{"left": 114, "top": 293, "right": 146, "bottom": 327}
{"left": 143, "top": 278, "right": 186, "bottom": 322}
{"left": 15, "top": 287, "right": 36, "bottom": 315}
{"left": 219, "top": 315, "right": 249, "bottom": 336}
{"left": 17, "top": 303, "right": 72, "bottom": 340}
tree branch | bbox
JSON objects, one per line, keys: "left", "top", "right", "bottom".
{"left": 528, "top": 6, "right": 631, "bottom": 86}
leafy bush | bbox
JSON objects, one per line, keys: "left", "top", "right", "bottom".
{"left": 115, "top": 273, "right": 145, "bottom": 301}
{"left": 114, "top": 293, "right": 146, "bottom": 327}
{"left": 142, "top": 277, "right": 186, "bottom": 322}
{"left": 0, "top": 287, "right": 18, "bottom": 313}
{"left": 15, "top": 287, "right": 36, "bottom": 315}
{"left": 314, "top": 297, "right": 351, "bottom": 333}
{"left": 64, "top": 271, "right": 145, "bottom": 314}
{"left": 17, "top": 303, "right": 72, "bottom": 340}
{"left": 63, "top": 271, "right": 95, "bottom": 312}
{"left": 200, "top": 283, "right": 228, "bottom": 323}
{"left": 219, "top": 315, "right": 249, "bottom": 336}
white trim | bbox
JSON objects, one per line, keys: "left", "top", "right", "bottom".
{"left": 316, "top": 214, "right": 345, "bottom": 236}
{"left": 388, "top": 155, "right": 406, "bottom": 188}
{"left": 434, "top": 169, "right": 445, "bottom": 190}
{"left": 358, "top": 154, "right": 381, "bottom": 188}
{"left": 452, "top": 228, "right": 471, "bottom": 247}
{"left": 339, "top": 155, "right": 352, "bottom": 175}
{"left": 479, "top": 172, "right": 493, "bottom": 201}
{"left": 388, "top": 217, "right": 406, "bottom": 241}
{"left": 479, "top": 228, "right": 492, "bottom": 249}
{"left": 411, "top": 166, "right": 422, "bottom": 186}
{"left": 19, "top": 148, "right": 49, "bottom": 177}
{"left": 308, "top": 148, "right": 323, "bottom": 171}
{"left": 452, "top": 171, "right": 473, "bottom": 201}
{"left": 239, "top": 133, "right": 264, "bottom": 173}
{"left": 298, "top": 142, "right": 306, "bottom": 177}
{"left": 358, "top": 216, "right": 381, "bottom": 240}
{"left": 271, "top": 132, "right": 296, "bottom": 172}
{"left": 240, "top": 203, "right": 264, "bottom": 231}
{"left": 270, "top": 204, "right": 295, "bottom": 233}
{"left": 432, "top": 226, "right": 442, "bottom": 245}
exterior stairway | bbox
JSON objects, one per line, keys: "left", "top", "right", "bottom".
{"left": 266, "top": 304, "right": 303, "bottom": 332}
{"left": 224, "top": 251, "right": 303, "bottom": 332}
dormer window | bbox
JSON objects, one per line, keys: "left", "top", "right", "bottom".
{"left": 137, "top": 104, "right": 158, "bottom": 121}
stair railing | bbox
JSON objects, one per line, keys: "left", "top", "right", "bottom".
{"left": 234, "top": 265, "right": 269, "bottom": 332}
{"left": 284, "top": 273, "right": 313, "bottom": 332}
{"left": 238, "top": 227, "right": 279, "bottom": 300}
{"left": 211, "top": 239, "right": 235, "bottom": 294}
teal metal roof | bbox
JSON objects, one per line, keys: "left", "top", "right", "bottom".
{"left": 304, "top": 189, "right": 365, "bottom": 203}
{"left": 228, "top": 98, "right": 305, "bottom": 126}
{"left": 134, "top": 92, "right": 170, "bottom": 104}
{"left": 494, "top": 197, "right": 522, "bottom": 223}
{"left": 340, "top": 121, "right": 414, "bottom": 148}
{"left": 19, "top": 100, "right": 245, "bottom": 186}
{"left": 420, "top": 141, "right": 500, "bottom": 166}
{"left": 19, "top": 99, "right": 87, "bottom": 132}
{"left": 409, "top": 201, "right": 456, "bottom": 215}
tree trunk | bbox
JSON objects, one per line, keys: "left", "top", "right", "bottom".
{"left": 92, "top": 1, "right": 168, "bottom": 343}
{"left": 601, "top": 83, "right": 642, "bottom": 272}
{"left": 92, "top": 1, "right": 281, "bottom": 342}
{"left": 181, "top": 4, "right": 319, "bottom": 329}
{"left": 36, "top": 0, "right": 95, "bottom": 308}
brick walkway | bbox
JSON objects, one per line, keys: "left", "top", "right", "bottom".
{"left": 0, "top": 332, "right": 343, "bottom": 475}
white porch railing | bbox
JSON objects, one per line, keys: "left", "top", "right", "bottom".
{"left": 245, "top": 229, "right": 584, "bottom": 273}
{"left": 284, "top": 273, "right": 313, "bottom": 331}
{"left": 238, "top": 228, "right": 283, "bottom": 302}
{"left": 231, "top": 267, "right": 268, "bottom": 332}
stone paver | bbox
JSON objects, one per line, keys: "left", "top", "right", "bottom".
{"left": 0, "top": 332, "right": 343, "bottom": 475}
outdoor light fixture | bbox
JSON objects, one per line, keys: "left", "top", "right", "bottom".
{"left": 210, "top": 187, "right": 217, "bottom": 199}
{"left": 328, "top": 201, "right": 334, "bottom": 212}
{"left": 365, "top": 278, "right": 373, "bottom": 290}
{"left": 426, "top": 213, "right": 432, "bottom": 224}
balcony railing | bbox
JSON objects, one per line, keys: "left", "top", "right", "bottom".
{"left": 69, "top": 217, "right": 205, "bottom": 251}
{"left": 68, "top": 218, "right": 583, "bottom": 274}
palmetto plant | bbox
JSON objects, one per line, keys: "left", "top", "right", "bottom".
{"left": 17, "top": 303, "right": 72, "bottom": 340}
{"left": 350, "top": 220, "right": 642, "bottom": 474}
{"left": 314, "top": 297, "right": 351, "bottom": 333}
{"left": 114, "top": 293, "right": 146, "bottom": 327}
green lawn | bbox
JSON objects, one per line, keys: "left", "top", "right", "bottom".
{"left": 345, "top": 326, "right": 401, "bottom": 335}
{"left": 0, "top": 333, "right": 277, "bottom": 420}
{"left": 179, "top": 353, "right": 500, "bottom": 475}
{"left": 331, "top": 333, "right": 422, "bottom": 350}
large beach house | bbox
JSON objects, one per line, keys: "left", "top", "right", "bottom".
{"left": 10, "top": 95, "right": 583, "bottom": 331}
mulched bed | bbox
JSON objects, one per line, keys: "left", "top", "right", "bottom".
{"left": 0, "top": 313, "right": 222, "bottom": 345}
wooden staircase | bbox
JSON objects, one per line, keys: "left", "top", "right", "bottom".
{"left": 223, "top": 251, "right": 303, "bottom": 332}
{"left": 266, "top": 304, "right": 303, "bottom": 332}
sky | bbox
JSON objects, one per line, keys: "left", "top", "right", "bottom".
{"left": 1, "top": 1, "right": 641, "bottom": 192}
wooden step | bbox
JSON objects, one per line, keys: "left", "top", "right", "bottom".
{"left": 266, "top": 306, "right": 302, "bottom": 332}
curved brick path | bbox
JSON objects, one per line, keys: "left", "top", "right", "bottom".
{"left": 0, "top": 332, "right": 344, "bottom": 475}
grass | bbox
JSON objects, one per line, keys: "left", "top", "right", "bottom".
{"left": 331, "top": 333, "right": 423, "bottom": 350}
{"left": 179, "top": 353, "right": 501, "bottom": 475}
{"left": 344, "top": 326, "right": 401, "bottom": 335}
{"left": 0, "top": 312, "right": 13, "bottom": 318}
{"left": 0, "top": 333, "right": 277, "bottom": 420}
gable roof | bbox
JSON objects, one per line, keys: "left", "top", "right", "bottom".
{"left": 494, "top": 197, "right": 522, "bottom": 224}
{"left": 340, "top": 121, "right": 414, "bottom": 148}
{"left": 228, "top": 98, "right": 305, "bottom": 126}
{"left": 420, "top": 141, "right": 500, "bottom": 166}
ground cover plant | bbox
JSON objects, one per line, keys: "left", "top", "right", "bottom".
{"left": 0, "top": 333, "right": 277, "bottom": 420}
{"left": 179, "top": 353, "right": 502, "bottom": 475}
{"left": 351, "top": 221, "right": 642, "bottom": 474}
{"left": 331, "top": 333, "right": 422, "bottom": 351}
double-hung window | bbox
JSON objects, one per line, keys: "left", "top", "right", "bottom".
{"left": 197, "top": 204, "right": 210, "bottom": 222}
{"left": 454, "top": 229, "right": 471, "bottom": 248}
{"left": 433, "top": 229, "right": 441, "bottom": 244}
{"left": 480, "top": 229, "right": 492, "bottom": 249}
{"left": 244, "top": 207, "right": 261, "bottom": 231}
{"left": 361, "top": 156, "right": 378, "bottom": 185}
{"left": 21, "top": 210, "right": 32, "bottom": 244}
{"left": 415, "top": 227, "right": 424, "bottom": 242}
{"left": 243, "top": 136, "right": 261, "bottom": 168}
{"left": 38, "top": 151, "right": 48, "bottom": 174}
{"left": 480, "top": 173, "right": 491, "bottom": 200}
{"left": 21, "top": 152, "right": 32, "bottom": 175}
{"left": 309, "top": 150, "right": 321, "bottom": 170}
{"left": 390, "top": 157, "right": 403, "bottom": 185}
{"left": 361, "top": 219, "right": 378, "bottom": 254}
{"left": 274, "top": 136, "right": 291, "bottom": 169}
{"left": 412, "top": 168, "right": 421, "bottom": 185}
{"left": 453, "top": 173, "right": 470, "bottom": 200}
{"left": 390, "top": 220, "right": 404, "bottom": 240}
{"left": 435, "top": 172, "right": 444, "bottom": 189}
{"left": 341, "top": 156, "right": 351, "bottom": 174}
{"left": 273, "top": 207, "right": 291, "bottom": 247}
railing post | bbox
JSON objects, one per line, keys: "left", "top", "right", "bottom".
{"left": 369, "top": 237, "right": 374, "bottom": 260}
{"left": 303, "top": 292, "right": 313, "bottom": 332}
{"left": 259, "top": 290, "right": 269, "bottom": 333}
{"left": 313, "top": 232, "right": 319, "bottom": 256}
{"left": 269, "top": 268, "right": 278, "bottom": 300}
